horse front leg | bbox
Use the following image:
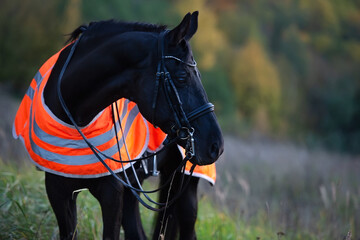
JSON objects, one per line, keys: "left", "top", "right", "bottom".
{"left": 122, "top": 186, "right": 147, "bottom": 240}
{"left": 151, "top": 144, "right": 200, "bottom": 240}
{"left": 120, "top": 164, "right": 147, "bottom": 240}
{"left": 89, "top": 175, "right": 124, "bottom": 240}
{"left": 176, "top": 176, "right": 199, "bottom": 240}
{"left": 152, "top": 173, "right": 199, "bottom": 240}
{"left": 152, "top": 172, "right": 179, "bottom": 240}
{"left": 45, "top": 172, "right": 79, "bottom": 240}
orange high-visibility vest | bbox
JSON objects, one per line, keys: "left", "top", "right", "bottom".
{"left": 176, "top": 146, "right": 216, "bottom": 185}
{"left": 13, "top": 47, "right": 150, "bottom": 178}
{"left": 13, "top": 46, "right": 216, "bottom": 183}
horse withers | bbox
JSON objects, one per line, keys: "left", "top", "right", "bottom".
{"left": 13, "top": 12, "right": 223, "bottom": 239}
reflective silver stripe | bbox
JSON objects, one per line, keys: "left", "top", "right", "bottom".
{"left": 122, "top": 104, "right": 140, "bottom": 139}
{"left": 34, "top": 71, "right": 42, "bottom": 84}
{"left": 30, "top": 137, "right": 120, "bottom": 165}
{"left": 26, "top": 69, "right": 46, "bottom": 100}
{"left": 26, "top": 87, "right": 35, "bottom": 100}
{"left": 28, "top": 100, "right": 142, "bottom": 166}
{"left": 120, "top": 99, "right": 130, "bottom": 120}
{"left": 28, "top": 106, "right": 120, "bottom": 165}
{"left": 32, "top": 102, "right": 140, "bottom": 149}
{"left": 37, "top": 67, "right": 54, "bottom": 91}
{"left": 33, "top": 115, "right": 122, "bottom": 149}
{"left": 94, "top": 103, "right": 140, "bottom": 149}
{"left": 26, "top": 71, "right": 45, "bottom": 101}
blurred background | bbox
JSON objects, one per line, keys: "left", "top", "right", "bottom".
{"left": 1, "top": 0, "right": 360, "bottom": 152}
{"left": 0, "top": 0, "right": 359, "bottom": 239}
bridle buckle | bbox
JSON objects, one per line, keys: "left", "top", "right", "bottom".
{"left": 176, "top": 127, "right": 195, "bottom": 159}
{"left": 186, "top": 128, "right": 195, "bottom": 159}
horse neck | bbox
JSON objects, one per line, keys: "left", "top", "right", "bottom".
{"left": 46, "top": 32, "right": 157, "bottom": 126}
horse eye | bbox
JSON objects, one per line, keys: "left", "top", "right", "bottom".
{"left": 175, "top": 71, "right": 187, "bottom": 82}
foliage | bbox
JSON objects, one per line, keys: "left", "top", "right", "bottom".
{"left": 176, "top": 0, "right": 227, "bottom": 69}
{"left": 1, "top": 0, "right": 359, "bottom": 152}
{"left": 231, "top": 38, "right": 282, "bottom": 132}
{"left": 0, "top": 0, "right": 63, "bottom": 93}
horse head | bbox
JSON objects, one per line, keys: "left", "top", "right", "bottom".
{"left": 135, "top": 12, "right": 224, "bottom": 165}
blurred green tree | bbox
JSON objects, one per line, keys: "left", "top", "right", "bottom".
{"left": 63, "top": 0, "right": 82, "bottom": 34}
{"left": 230, "top": 38, "right": 281, "bottom": 133}
{"left": 280, "top": 25, "right": 309, "bottom": 77}
{"left": 175, "top": 0, "right": 227, "bottom": 70}
{"left": 0, "top": 0, "right": 359, "bottom": 152}
{"left": 0, "top": 0, "right": 63, "bottom": 93}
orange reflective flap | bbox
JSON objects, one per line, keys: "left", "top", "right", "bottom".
{"left": 13, "top": 95, "right": 32, "bottom": 138}
{"left": 178, "top": 145, "right": 217, "bottom": 184}
{"left": 147, "top": 122, "right": 167, "bottom": 152}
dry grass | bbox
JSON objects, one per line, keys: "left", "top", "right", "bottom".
{"left": 199, "top": 136, "right": 360, "bottom": 239}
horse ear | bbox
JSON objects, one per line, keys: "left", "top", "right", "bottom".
{"left": 168, "top": 12, "right": 192, "bottom": 45}
{"left": 185, "top": 11, "right": 198, "bottom": 41}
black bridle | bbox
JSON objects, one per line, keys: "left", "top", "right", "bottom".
{"left": 56, "top": 30, "right": 214, "bottom": 211}
{"left": 152, "top": 30, "right": 214, "bottom": 158}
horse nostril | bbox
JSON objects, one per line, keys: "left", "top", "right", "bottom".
{"left": 209, "top": 142, "right": 220, "bottom": 160}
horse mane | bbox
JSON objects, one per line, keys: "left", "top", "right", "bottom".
{"left": 65, "top": 20, "right": 167, "bottom": 44}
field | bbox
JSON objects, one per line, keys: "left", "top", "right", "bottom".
{"left": 200, "top": 137, "right": 360, "bottom": 239}
{"left": 1, "top": 136, "right": 359, "bottom": 239}
{"left": 0, "top": 90, "right": 359, "bottom": 239}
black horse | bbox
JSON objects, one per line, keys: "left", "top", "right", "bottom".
{"left": 22, "top": 12, "right": 223, "bottom": 239}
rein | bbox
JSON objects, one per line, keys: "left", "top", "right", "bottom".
{"left": 56, "top": 30, "right": 214, "bottom": 211}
